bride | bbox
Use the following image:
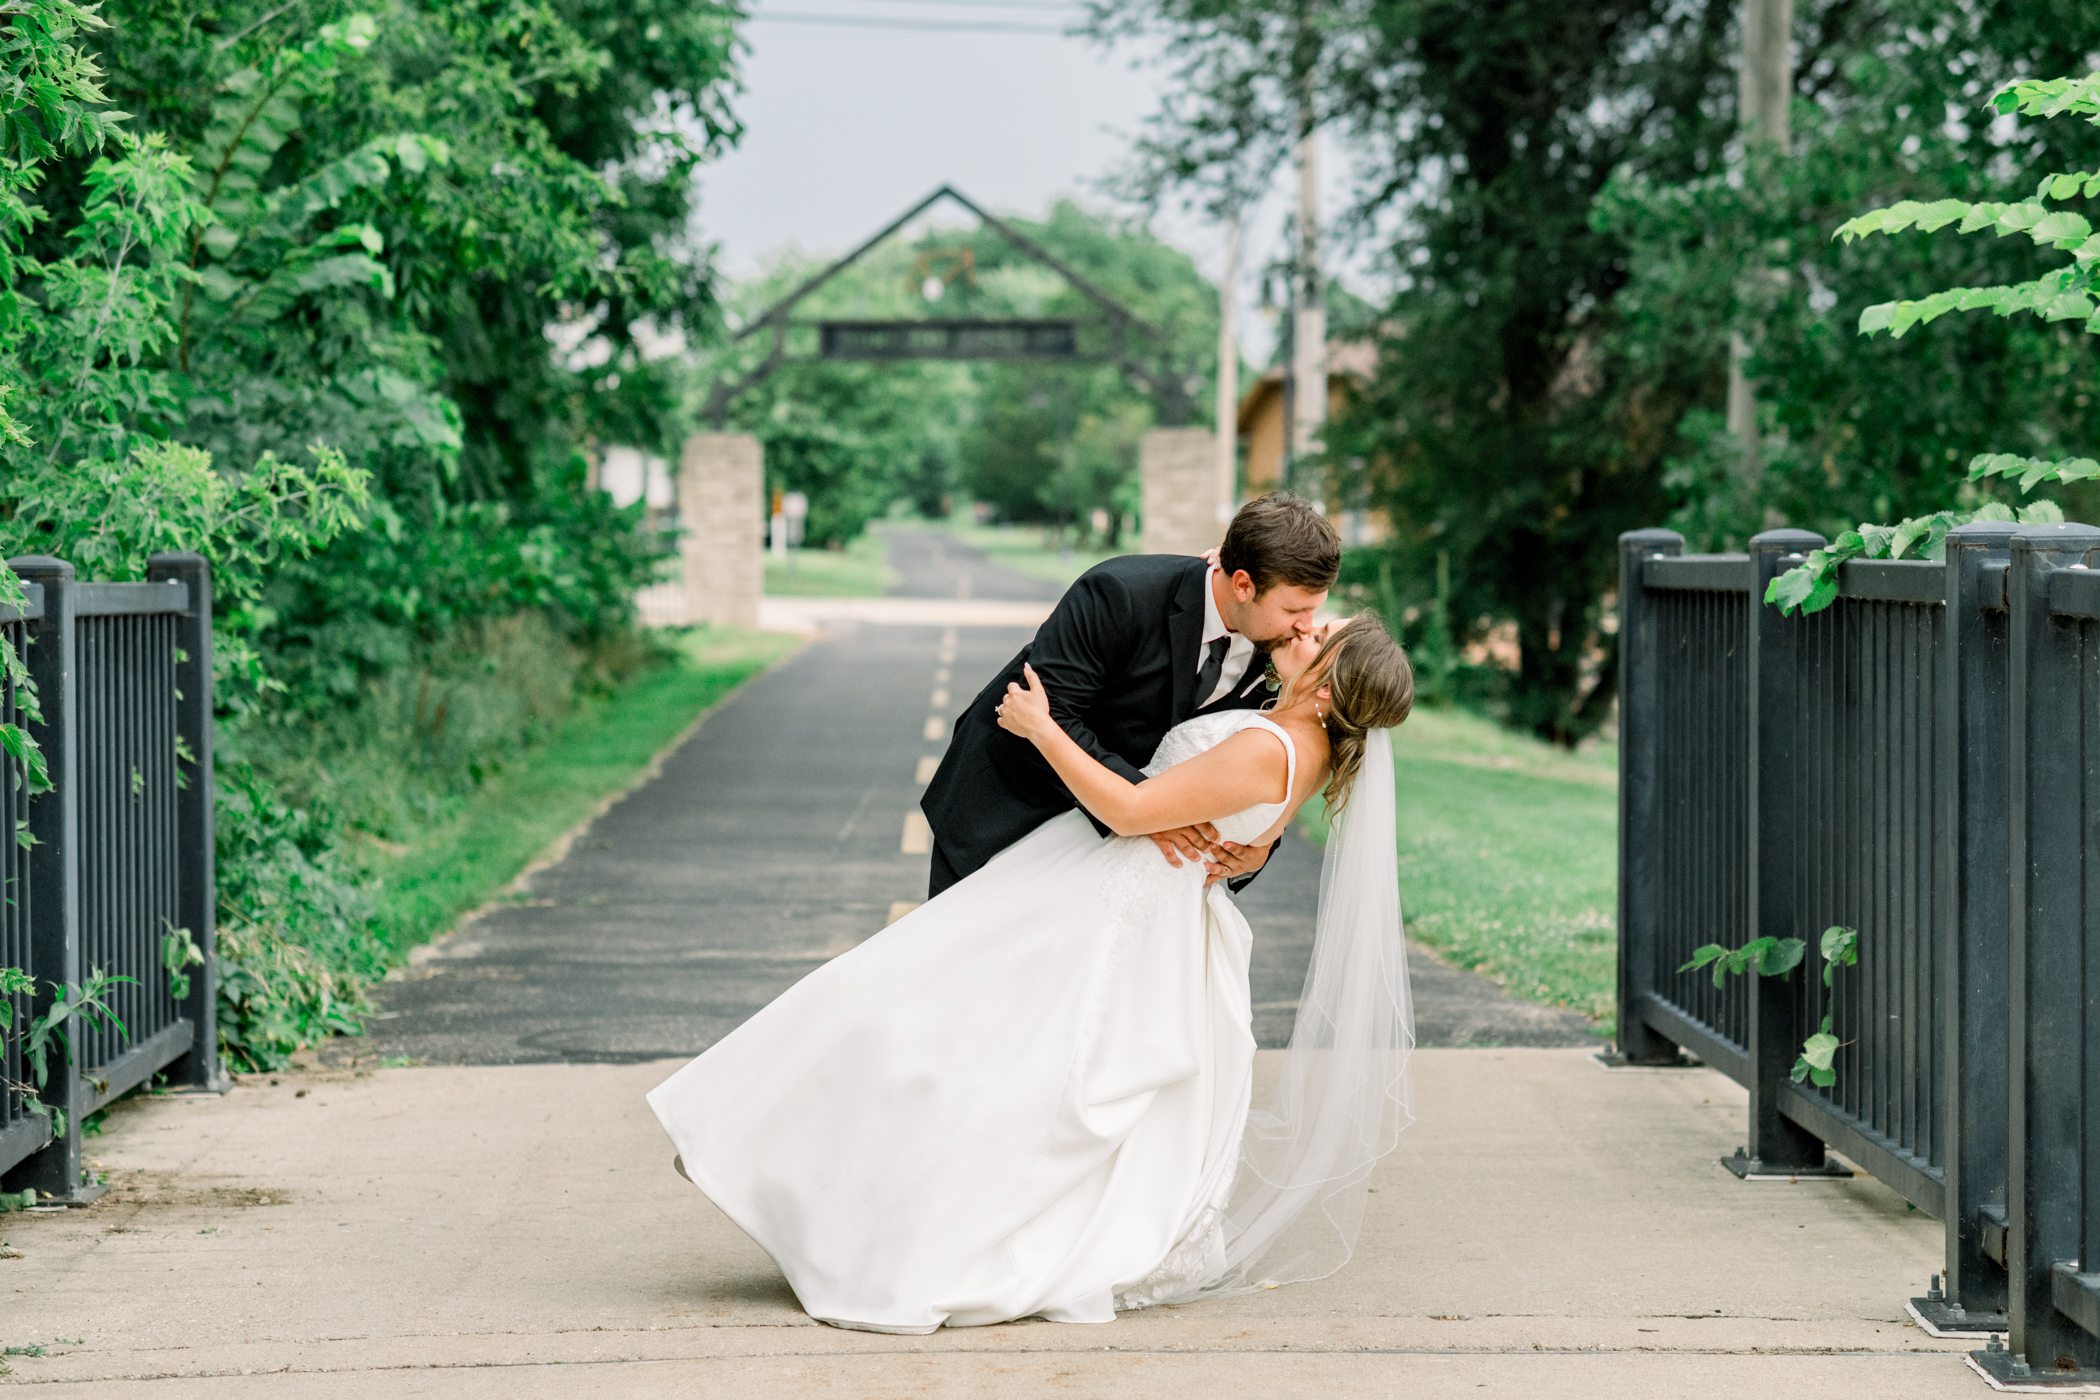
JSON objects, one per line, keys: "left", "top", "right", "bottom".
{"left": 647, "top": 612, "right": 1417, "bottom": 1333}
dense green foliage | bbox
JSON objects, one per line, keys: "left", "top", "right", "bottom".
{"left": 1094, "top": 0, "right": 1747, "bottom": 740}
{"left": 709, "top": 200, "right": 1225, "bottom": 549}
{"left": 1751, "top": 72, "right": 2100, "bottom": 613}
{"left": 0, "top": 0, "right": 745, "bottom": 1071}
{"left": 1094, "top": 0, "right": 2100, "bottom": 743}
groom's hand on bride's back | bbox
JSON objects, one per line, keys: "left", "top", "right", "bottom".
{"left": 1149, "top": 823, "right": 1220, "bottom": 871}
{"left": 1204, "top": 839, "right": 1274, "bottom": 889}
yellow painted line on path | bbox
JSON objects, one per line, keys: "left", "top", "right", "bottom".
{"left": 916, "top": 755, "right": 941, "bottom": 784}
{"left": 887, "top": 901, "right": 920, "bottom": 925}
{"left": 931, "top": 687, "right": 950, "bottom": 709}
{"left": 923, "top": 716, "right": 946, "bottom": 742}
{"left": 901, "top": 811, "right": 933, "bottom": 856}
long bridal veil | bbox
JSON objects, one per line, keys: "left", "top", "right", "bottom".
{"left": 1173, "top": 726, "right": 1415, "bottom": 1302}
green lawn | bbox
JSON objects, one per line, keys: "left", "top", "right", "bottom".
{"left": 1306, "top": 705, "right": 1619, "bottom": 1026}
{"left": 362, "top": 626, "right": 801, "bottom": 958}
{"left": 762, "top": 530, "right": 897, "bottom": 597}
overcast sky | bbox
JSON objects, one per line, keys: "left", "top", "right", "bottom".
{"left": 695, "top": 4, "right": 1376, "bottom": 363}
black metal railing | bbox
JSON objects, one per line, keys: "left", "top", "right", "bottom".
{"left": 1618, "top": 521, "right": 2100, "bottom": 1377}
{"left": 0, "top": 555, "right": 218, "bottom": 1202}
{"left": 1620, "top": 532, "right": 1956, "bottom": 1200}
{"left": 1621, "top": 531, "right": 1955, "bottom": 1203}
{"left": 1615, "top": 535, "right": 1754, "bottom": 1079}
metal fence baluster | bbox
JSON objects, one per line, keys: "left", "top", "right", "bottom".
{"left": 1731, "top": 531, "right": 1839, "bottom": 1177}
{"left": 1916, "top": 523, "right": 2016, "bottom": 1334}
{"left": 148, "top": 555, "right": 219, "bottom": 1091}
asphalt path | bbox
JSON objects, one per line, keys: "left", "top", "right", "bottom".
{"left": 342, "top": 527, "right": 1592, "bottom": 1065}
{"left": 880, "top": 522, "right": 1066, "bottom": 602}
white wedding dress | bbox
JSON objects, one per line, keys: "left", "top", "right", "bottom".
{"left": 647, "top": 708, "right": 1412, "bottom": 1333}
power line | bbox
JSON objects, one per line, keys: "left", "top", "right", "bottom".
{"left": 747, "top": 10, "right": 1077, "bottom": 33}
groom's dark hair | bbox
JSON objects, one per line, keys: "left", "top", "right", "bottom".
{"left": 1219, "top": 493, "right": 1342, "bottom": 595}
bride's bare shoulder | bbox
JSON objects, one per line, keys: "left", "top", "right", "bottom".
{"left": 1273, "top": 717, "right": 1331, "bottom": 801}
{"left": 1232, "top": 713, "right": 1328, "bottom": 805}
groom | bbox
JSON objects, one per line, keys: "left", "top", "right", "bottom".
{"left": 922, "top": 492, "right": 1340, "bottom": 898}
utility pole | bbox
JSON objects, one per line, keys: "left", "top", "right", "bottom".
{"left": 1216, "top": 214, "right": 1242, "bottom": 523}
{"left": 1726, "top": 0, "right": 1793, "bottom": 467}
{"left": 1290, "top": 86, "right": 1327, "bottom": 507}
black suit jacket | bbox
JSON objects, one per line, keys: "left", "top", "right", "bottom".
{"left": 921, "top": 554, "right": 1277, "bottom": 895}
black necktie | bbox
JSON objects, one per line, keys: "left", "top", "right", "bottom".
{"left": 1194, "top": 635, "right": 1231, "bottom": 709}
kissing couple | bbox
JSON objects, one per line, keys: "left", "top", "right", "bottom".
{"left": 650, "top": 492, "right": 1418, "bottom": 1332}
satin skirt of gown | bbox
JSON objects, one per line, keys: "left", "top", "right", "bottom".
{"left": 646, "top": 804, "right": 1261, "bottom": 1333}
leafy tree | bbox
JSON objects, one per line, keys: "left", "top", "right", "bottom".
{"left": 1092, "top": 0, "right": 2100, "bottom": 743}
{"left": 0, "top": 5, "right": 372, "bottom": 737}
{"left": 1, "top": 0, "right": 747, "bottom": 1072}
{"left": 85, "top": 0, "right": 743, "bottom": 503}
{"left": 1605, "top": 7, "right": 2100, "bottom": 583}
{"left": 1093, "top": 0, "right": 1748, "bottom": 741}
{"left": 1746, "top": 71, "right": 2100, "bottom": 613}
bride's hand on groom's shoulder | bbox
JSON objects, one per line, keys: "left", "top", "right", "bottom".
{"left": 995, "top": 664, "right": 1055, "bottom": 743}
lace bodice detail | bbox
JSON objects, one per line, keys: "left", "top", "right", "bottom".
{"left": 1142, "top": 709, "right": 1297, "bottom": 847}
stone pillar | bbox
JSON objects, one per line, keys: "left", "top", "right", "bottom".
{"left": 675, "top": 432, "right": 763, "bottom": 628}
{"left": 1139, "top": 427, "right": 1225, "bottom": 556}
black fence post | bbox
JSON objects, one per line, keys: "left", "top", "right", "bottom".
{"left": 1983, "top": 523, "right": 2100, "bottom": 1383}
{"left": 1729, "top": 530, "right": 1840, "bottom": 1178}
{"left": 1916, "top": 522, "right": 2016, "bottom": 1335}
{"left": 0, "top": 557, "right": 93, "bottom": 1203}
{"left": 1611, "top": 528, "right": 1689, "bottom": 1066}
{"left": 147, "top": 553, "right": 221, "bottom": 1092}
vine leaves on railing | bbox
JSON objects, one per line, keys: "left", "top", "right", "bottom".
{"left": 0, "top": 965, "right": 137, "bottom": 1142}
{"left": 1682, "top": 927, "right": 1858, "bottom": 1088}
{"left": 1683, "top": 935, "right": 1805, "bottom": 985}
{"left": 1765, "top": 501, "right": 2065, "bottom": 617}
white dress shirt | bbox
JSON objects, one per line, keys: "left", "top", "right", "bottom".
{"left": 1199, "top": 566, "right": 1258, "bottom": 708}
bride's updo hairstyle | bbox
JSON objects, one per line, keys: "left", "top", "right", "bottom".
{"left": 1281, "top": 613, "right": 1415, "bottom": 813}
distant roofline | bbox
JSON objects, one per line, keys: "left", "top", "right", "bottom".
{"left": 1235, "top": 339, "right": 1377, "bottom": 429}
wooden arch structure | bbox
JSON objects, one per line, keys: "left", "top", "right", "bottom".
{"left": 704, "top": 185, "right": 1199, "bottom": 427}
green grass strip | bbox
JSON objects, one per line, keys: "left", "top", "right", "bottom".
{"left": 763, "top": 529, "right": 897, "bottom": 597}
{"left": 1302, "top": 704, "right": 1619, "bottom": 1026}
{"left": 364, "top": 627, "right": 801, "bottom": 958}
